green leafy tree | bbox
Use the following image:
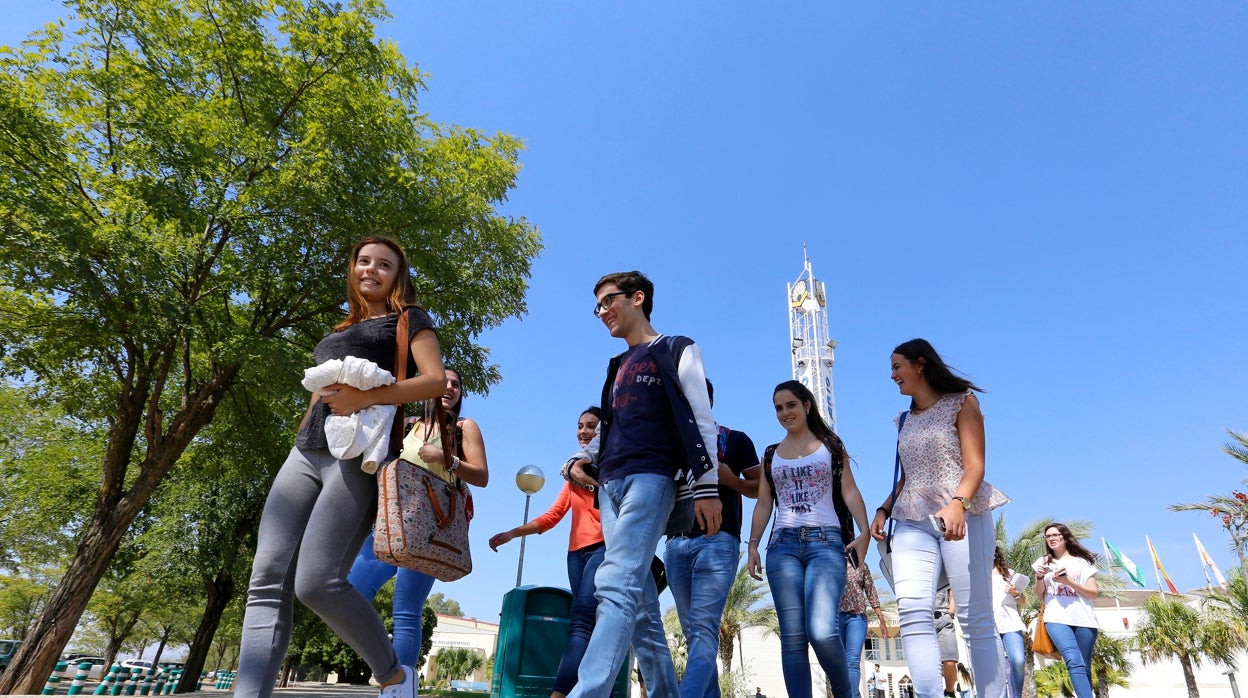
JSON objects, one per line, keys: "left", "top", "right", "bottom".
{"left": 434, "top": 648, "right": 483, "bottom": 683}
{"left": 663, "top": 605, "right": 687, "bottom": 681}
{"left": 425, "top": 593, "right": 464, "bottom": 617}
{"left": 0, "top": 571, "right": 56, "bottom": 640}
{"left": 420, "top": 605, "right": 438, "bottom": 669}
{"left": 717, "top": 562, "right": 776, "bottom": 675}
{"left": 0, "top": 0, "right": 539, "bottom": 690}
{"left": 1134, "top": 594, "right": 1242, "bottom": 697}
{"left": 1171, "top": 430, "right": 1248, "bottom": 581}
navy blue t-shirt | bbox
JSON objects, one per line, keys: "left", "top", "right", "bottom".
{"left": 596, "top": 343, "right": 682, "bottom": 483}
{"left": 683, "top": 427, "right": 759, "bottom": 539}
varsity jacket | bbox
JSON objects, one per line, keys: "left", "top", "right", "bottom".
{"left": 563, "top": 335, "right": 719, "bottom": 502}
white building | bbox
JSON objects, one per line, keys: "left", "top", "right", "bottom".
{"left": 726, "top": 587, "right": 1246, "bottom": 698}
{"left": 423, "top": 613, "right": 498, "bottom": 686}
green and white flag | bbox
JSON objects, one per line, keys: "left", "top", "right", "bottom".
{"left": 1103, "top": 537, "right": 1147, "bottom": 588}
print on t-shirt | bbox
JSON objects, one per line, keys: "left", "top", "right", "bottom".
{"left": 774, "top": 455, "right": 832, "bottom": 515}
{"left": 612, "top": 351, "right": 662, "bottom": 412}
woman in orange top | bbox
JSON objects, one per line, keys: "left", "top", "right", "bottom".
{"left": 489, "top": 407, "right": 604, "bottom": 698}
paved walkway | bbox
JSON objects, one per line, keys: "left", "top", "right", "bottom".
{"left": 11, "top": 683, "right": 380, "bottom": 697}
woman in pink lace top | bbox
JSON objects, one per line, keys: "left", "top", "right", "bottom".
{"left": 868, "top": 339, "right": 1010, "bottom": 698}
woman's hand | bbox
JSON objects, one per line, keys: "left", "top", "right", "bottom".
{"left": 870, "top": 509, "right": 888, "bottom": 541}
{"left": 746, "top": 545, "right": 764, "bottom": 581}
{"left": 568, "top": 458, "right": 599, "bottom": 489}
{"left": 319, "top": 384, "right": 372, "bottom": 415}
{"left": 418, "top": 443, "right": 445, "bottom": 465}
{"left": 849, "top": 534, "right": 870, "bottom": 568}
{"left": 488, "top": 530, "right": 516, "bottom": 551}
{"left": 938, "top": 502, "right": 966, "bottom": 541}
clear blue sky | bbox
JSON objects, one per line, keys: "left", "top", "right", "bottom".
{"left": 6, "top": 2, "right": 1246, "bottom": 624}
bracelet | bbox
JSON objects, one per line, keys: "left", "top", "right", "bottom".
{"left": 448, "top": 455, "right": 462, "bottom": 472}
{"left": 748, "top": 538, "right": 761, "bottom": 546}
{"left": 876, "top": 506, "right": 891, "bottom": 517}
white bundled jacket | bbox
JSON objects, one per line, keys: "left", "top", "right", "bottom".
{"left": 301, "top": 356, "right": 396, "bottom": 473}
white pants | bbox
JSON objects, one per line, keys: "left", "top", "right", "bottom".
{"left": 891, "top": 511, "right": 1007, "bottom": 698}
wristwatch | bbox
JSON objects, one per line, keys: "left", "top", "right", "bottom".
{"left": 952, "top": 495, "right": 971, "bottom": 511}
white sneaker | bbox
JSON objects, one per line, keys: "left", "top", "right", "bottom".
{"left": 379, "top": 666, "right": 416, "bottom": 698}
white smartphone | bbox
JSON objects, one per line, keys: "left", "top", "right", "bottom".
{"left": 928, "top": 514, "right": 946, "bottom": 534}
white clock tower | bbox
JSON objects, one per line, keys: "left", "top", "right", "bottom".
{"left": 787, "top": 247, "right": 839, "bottom": 432}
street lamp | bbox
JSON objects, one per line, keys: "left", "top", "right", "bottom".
{"left": 514, "top": 465, "right": 545, "bottom": 587}
{"left": 1225, "top": 669, "right": 1241, "bottom": 698}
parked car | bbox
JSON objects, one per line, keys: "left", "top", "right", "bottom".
{"left": 58, "top": 656, "right": 106, "bottom": 681}
{"left": 0, "top": 639, "right": 21, "bottom": 678}
{"left": 120, "top": 659, "right": 154, "bottom": 674}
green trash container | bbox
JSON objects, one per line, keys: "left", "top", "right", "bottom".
{"left": 491, "top": 585, "right": 630, "bottom": 698}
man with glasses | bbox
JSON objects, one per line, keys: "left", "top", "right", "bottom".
{"left": 564, "top": 270, "right": 722, "bottom": 698}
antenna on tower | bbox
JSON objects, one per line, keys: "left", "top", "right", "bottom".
{"left": 786, "top": 246, "right": 839, "bottom": 432}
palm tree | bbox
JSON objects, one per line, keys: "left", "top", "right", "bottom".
{"left": 1034, "top": 662, "right": 1073, "bottom": 697}
{"left": 1202, "top": 571, "right": 1248, "bottom": 638}
{"left": 1170, "top": 429, "right": 1248, "bottom": 581}
{"left": 434, "top": 648, "right": 483, "bottom": 683}
{"left": 717, "top": 563, "right": 776, "bottom": 674}
{"left": 663, "top": 605, "right": 688, "bottom": 681}
{"left": 1089, "top": 633, "right": 1132, "bottom": 698}
{"left": 1134, "top": 594, "right": 1242, "bottom": 697}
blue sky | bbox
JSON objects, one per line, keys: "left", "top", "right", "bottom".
{"left": 6, "top": 2, "right": 1246, "bottom": 623}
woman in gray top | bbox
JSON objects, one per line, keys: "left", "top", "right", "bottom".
{"left": 234, "top": 236, "right": 445, "bottom": 698}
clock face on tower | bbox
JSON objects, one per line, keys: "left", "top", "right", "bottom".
{"left": 790, "top": 280, "right": 808, "bottom": 307}
{"left": 815, "top": 281, "right": 826, "bottom": 307}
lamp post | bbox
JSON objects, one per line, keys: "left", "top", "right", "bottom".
{"left": 514, "top": 465, "right": 545, "bottom": 587}
{"left": 1226, "top": 670, "right": 1241, "bottom": 698}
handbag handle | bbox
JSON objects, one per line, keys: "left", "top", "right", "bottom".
{"left": 423, "top": 476, "right": 457, "bottom": 528}
{"left": 883, "top": 411, "right": 909, "bottom": 552}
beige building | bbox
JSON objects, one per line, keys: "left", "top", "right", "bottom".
{"left": 423, "top": 613, "right": 499, "bottom": 687}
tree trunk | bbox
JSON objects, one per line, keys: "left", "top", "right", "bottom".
{"left": 0, "top": 505, "right": 137, "bottom": 694}
{"left": 1181, "top": 654, "right": 1200, "bottom": 698}
{"left": 176, "top": 569, "right": 234, "bottom": 693}
{"left": 0, "top": 367, "right": 236, "bottom": 695}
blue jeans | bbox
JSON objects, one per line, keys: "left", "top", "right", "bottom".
{"left": 1045, "top": 623, "right": 1097, "bottom": 698}
{"left": 569, "top": 474, "right": 678, "bottom": 698}
{"left": 839, "top": 613, "right": 868, "bottom": 698}
{"left": 349, "top": 531, "right": 436, "bottom": 668}
{"left": 765, "top": 526, "right": 850, "bottom": 698}
{"left": 1000, "top": 631, "right": 1025, "bottom": 698}
{"left": 664, "top": 531, "right": 740, "bottom": 698}
{"left": 553, "top": 542, "right": 605, "bottom": 695}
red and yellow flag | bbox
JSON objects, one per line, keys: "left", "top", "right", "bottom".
{"left": 1146, "top": 535, "right": 1180, "bottom": 595}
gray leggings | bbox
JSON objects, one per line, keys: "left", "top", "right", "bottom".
{"left": 234, "top": 447, "right": 399, "bottom": 698}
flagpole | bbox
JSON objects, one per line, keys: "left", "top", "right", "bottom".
{"left": 1147, "top": 535, "right": 1166, "bottom": 595}
{"left": 1195, "top": 532, "right": 1214, "bottom": 590}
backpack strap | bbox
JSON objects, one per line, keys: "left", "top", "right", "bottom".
{"left": 762, "top": 443, "right": 779, "bottom": 502}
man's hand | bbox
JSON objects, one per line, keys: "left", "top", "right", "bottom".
{"left": 568, "top": 458, "right": 598, "bottom": 489}
{"left": 694, "top": 498, "right": 722, "bottom": 536}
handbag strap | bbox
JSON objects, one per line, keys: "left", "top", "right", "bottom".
{"left": 883, "top": 410, "right": 909, "bottom": 552}
{"left": 388, "top": 310, "right": 411, "bottom": 457}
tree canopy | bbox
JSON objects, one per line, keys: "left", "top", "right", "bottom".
{"left": 0, "top": 0, "right": 540, "bottom": 690}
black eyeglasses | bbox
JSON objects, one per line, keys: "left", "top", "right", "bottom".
{"left": 593, "top": 291, "right": 629, "bottom": 317}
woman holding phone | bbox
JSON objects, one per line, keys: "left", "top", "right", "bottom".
{"left": 1033, "top": 523, "right": 1099, "bottom": 698}
{"left": 868, "top": 339, "right": 1010, "bottom": 698}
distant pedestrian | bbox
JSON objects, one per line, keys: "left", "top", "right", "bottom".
{"left": 936, "top": 589, "right": 958, "bottom": 697}
{"left": 1033, "top": 523, "right": 1099, "bottom": 698}
{"left": 991, "top": 545, "right": 1029, "bottom": 698}
{"left": 868, "top": 665, "right": 886, "bottom": 698}
{"left": 840, "top": 559, "right": 889, "bottom": 698}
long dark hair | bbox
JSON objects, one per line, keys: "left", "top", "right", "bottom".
{"left": 336, "top": 236, "right": 421, "bottom": 331}
{"left": 581, "top": 406, "right": 602, "bottom": 420}
{"left": 416, "top": 367, "right": 464, "bottom": 459}
{"left": 994, "top": 545, "right": 1011, "bottom": 580}
{"left": 1044, "top": 522, "right": 1097, "bottom": 565}
{"left": 893, "top": 338, "right": 984, "bottom": 399}
{"left": 773, "top": 380, "right": 841, "bottom": 449}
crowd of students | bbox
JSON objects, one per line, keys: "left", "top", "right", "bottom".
{"left": 230, "top": 241, "right": 1097, "bottom": 698}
